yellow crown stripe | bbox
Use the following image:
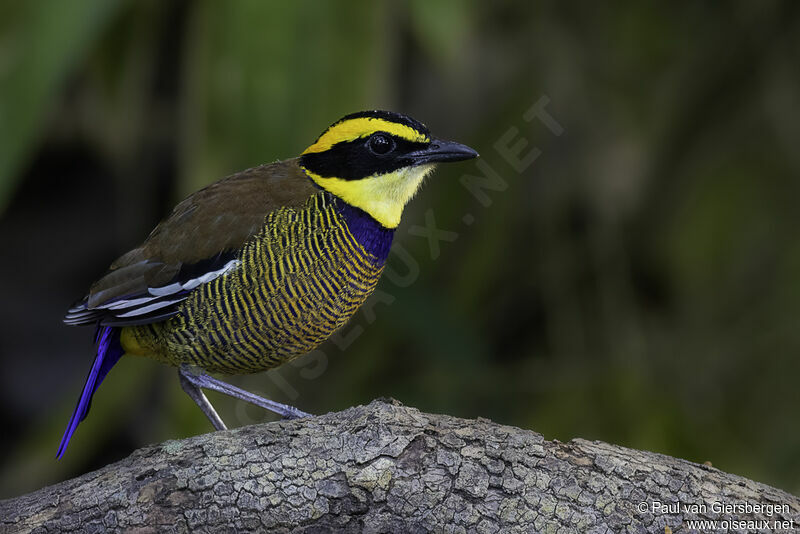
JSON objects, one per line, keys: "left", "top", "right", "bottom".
{"left": 302, "top": 117, "right": 429, "bottom": 155}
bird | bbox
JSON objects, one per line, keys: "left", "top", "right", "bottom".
{"left": 58, "top": 110, "right": 478, "bottom": 458}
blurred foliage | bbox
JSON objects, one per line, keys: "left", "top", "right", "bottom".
{"left": 1, "top": 0, "right": 799, "bottom": 500}
{"left": 0, "top": 0, "right": 122, "bottom": 213}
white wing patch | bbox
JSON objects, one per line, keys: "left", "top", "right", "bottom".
{"left": 114, "top": 297, "right": 187, "bottom": 318}
{"left": 64, "top": 258, "right": 241, "bottom": 325}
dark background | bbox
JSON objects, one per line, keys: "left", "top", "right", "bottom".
{"left": 1, "top": 1, "right": 798, "bottom": 498}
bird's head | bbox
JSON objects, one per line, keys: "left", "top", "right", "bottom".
{"left": 299, "top": 110, "right": 478, "bottom": 229}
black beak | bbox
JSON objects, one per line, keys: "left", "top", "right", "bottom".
{"left": 409, "top": 138, "right": 479, "bottom": 165}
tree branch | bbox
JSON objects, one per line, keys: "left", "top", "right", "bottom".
{"left": 2, "top": 399, "right": 798, "bottom": 533}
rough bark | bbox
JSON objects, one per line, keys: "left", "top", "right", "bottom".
{"left": 1, "top": 399, "right": 798, "bottom": 533}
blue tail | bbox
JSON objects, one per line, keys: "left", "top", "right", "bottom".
{"left": 57, "top": 326, "right": 124, "bottom": 459}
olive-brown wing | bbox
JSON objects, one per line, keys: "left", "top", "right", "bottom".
{"left": 64, "top": 158, "right": 317, "bottom": 326}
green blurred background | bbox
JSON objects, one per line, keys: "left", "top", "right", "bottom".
{"left": 1, "top": 0, "right": 799, "bottom": 498}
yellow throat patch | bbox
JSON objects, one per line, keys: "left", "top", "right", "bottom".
{"left": 302, "top": 165, "right": 436, "bottom": 228}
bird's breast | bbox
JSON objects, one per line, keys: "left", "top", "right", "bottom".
{"left": 124, "top": 192, "right": 393, "bottom": 373}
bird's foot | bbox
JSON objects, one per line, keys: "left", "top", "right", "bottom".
{"left": 178, "top": 365, "right": 312, "bottom": 430}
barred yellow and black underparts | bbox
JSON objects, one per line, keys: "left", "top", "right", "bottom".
{"left": 122, "top": 192, "right": 387, "bottom": 373}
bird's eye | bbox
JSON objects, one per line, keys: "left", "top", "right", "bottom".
{"left": 368, "top": 133, "right": 394, "bottom": 155}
